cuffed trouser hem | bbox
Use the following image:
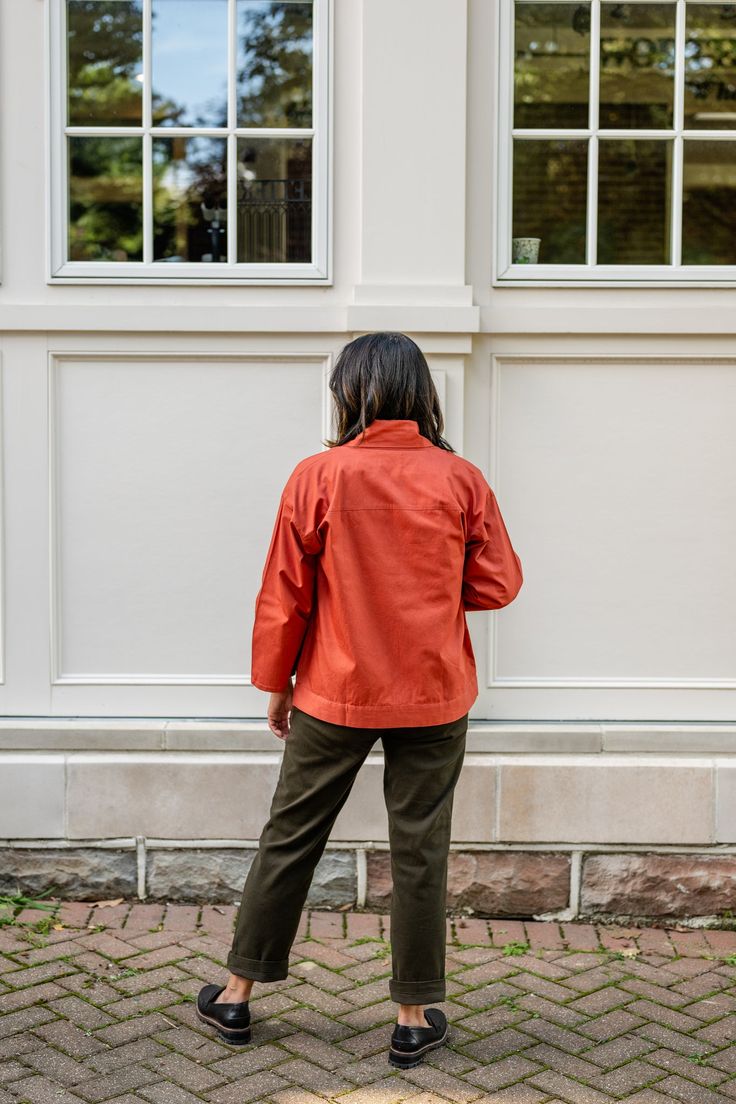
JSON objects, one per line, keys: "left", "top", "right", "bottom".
{"left": 226, "top": 952, "right": 289, "bottom": 983}
{"left": 389, "top": 978, "right": 447, "bottom": 1004}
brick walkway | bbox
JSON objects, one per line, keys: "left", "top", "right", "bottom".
{"left": 2, "top": 903, "right": 736, "bottom": 1104}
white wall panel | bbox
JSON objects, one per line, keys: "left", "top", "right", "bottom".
{"left": 489, "top": 356, "right": 736, "bottom": 691}
{"left": 50, "top": 353, "right": 327, "bottom": 694}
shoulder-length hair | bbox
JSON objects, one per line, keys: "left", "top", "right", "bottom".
{"left": 323, "top": 332, "right": 456, "bottom": 452}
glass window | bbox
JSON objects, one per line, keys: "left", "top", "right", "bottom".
{"left": 236, "top": 0, "right": 313, "bottom": 127}
{"left": 152, "top": 0, "right": 229, "bottom": 128}
{"left": 67, "top": 0, "right": 143, "bottom": 126}
{"left": 68, "top": 136, "right": 143, "bottom": 260}
{"left": 500, "top": 0, "right": 736, "bottom": 281}
{"left": 236, "top": 137, "right": 311, "bottom": 262}
{"left": 54, "top": 0, "right": 329, "bottom": 280}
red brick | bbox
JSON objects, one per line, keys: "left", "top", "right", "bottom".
{"left": 453, "top": 917, "right": 491, "bottom": 943}
{"left": 88, "top": 903, "right": 131, "bottom": 929}
{"left": 308, "top": 910, "right": 344, "bottom": 938}
{"left": 669, "top": 929, "right": 711, "bottom": 956}
{"left": 489, "top": 918, "right": 527, "bottom": 946}
{"left": 525, "top": 921, "right": 565, "bottom": 950}
{"left": 562, "top": 922, "right": 600, "bottom": 950}
{"left": 123, "top": 903, "right": 165, "bottom": 931}
{"left": 56, "top": 902, "right": 95, "bottom": 929}
{"left": 161, "top": 905, "right": 199, "bottom": 932}
{"left": 703, "top": 929, "right": 736, "bottom": 955}
{"left": 345, "top": 911, "right": 380, "bottom": 939}
{"left": 199, "top": 905, "right": 236, "bottom": 937}
{"left": 637, "top": 926, "right": 676, "bottom": 956}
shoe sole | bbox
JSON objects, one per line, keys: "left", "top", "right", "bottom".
{"left": 388, "top": 1024, "right": 449, "bottom": 1069}
{"left": 195, "top": 1006, "right": 252, "bottom": 1046}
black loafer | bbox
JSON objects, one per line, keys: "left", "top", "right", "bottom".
{"left": 196, "top": 983, "right": 252, "bottom": 1046}
{"left": 388, "top": 1007, "right": 448, "bottom": 1068}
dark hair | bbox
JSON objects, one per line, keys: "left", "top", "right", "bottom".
{"left": 323, "top": 332, "right": 456, "bottom": 452}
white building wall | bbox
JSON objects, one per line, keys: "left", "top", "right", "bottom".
{"left": 1, "top": 0, "right": 735, "bottom": 888}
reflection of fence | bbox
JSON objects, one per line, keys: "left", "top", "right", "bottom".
{"left": 238, "top": 178, "right": 311, "bottom": 263}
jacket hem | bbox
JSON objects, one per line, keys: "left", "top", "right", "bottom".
{"left": 291, "top": 680, "right": 478, "bottom": 729}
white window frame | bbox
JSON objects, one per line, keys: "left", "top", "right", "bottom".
{"left": 494, "top": 0, "right": 736, "bottom": 287}
{"left": 47, "top": 0, "right": 332, "bottom": 284}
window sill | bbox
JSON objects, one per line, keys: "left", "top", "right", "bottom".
{"left": 494, "top": 263, "right": 736, "bottom": 288}
{"left": 49, "top": 263, "right": 330, "bottom": 286}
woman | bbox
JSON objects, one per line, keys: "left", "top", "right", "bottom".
{"left": 196, "top": 332, "right": 524, "bottom": 1068}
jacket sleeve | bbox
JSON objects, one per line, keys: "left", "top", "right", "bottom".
{"left": 250, "top": 488, "right": 319, "bottom": 692}
{"left": 462, "top": 480, "right": 524, "bottom": 612}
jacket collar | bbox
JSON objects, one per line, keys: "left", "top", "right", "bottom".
{"left": 344, "top": 418, "right": 434, "bottom": 449}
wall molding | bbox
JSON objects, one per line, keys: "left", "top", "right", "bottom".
{"left": 1, "top": 719, "right": 735, "bottom": 752}
{"left": 48, "top": 350, "right": 333, "bottom": 687}
{"left": 487, "top": 353, "right": 736, "bottom": 691}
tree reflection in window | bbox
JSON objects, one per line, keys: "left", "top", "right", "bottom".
{"left": 64, "top": 0, "right": 316, "bottom": 268}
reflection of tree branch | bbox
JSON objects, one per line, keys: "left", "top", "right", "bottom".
{"left": 68, "top": 176, "right": 142, "bottom": 202}
{"left": 152, "top": 96, "right": 187, "bottom": 127}
{"left": 237, "top": 1, "right": 312, "bottom": 126}
{"left": 68, "top": 0, "right": 143, "bottom": 124}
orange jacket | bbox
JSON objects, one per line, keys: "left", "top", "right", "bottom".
{"left": 251, "top": 418, "right": 523, "bottom": 727}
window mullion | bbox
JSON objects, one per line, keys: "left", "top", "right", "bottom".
{"left": 59, "top": 0, "right": 69, "bottom": 270}
{"left": 227, "top": 0, "right": 237, "bottom": 266}
{"left": 312, "top": 0, "right": 324, "bottom": 272}
{"left": 587, "top": 0, "right": 600, "bottom": 266}
{"left": 671, "top": 0, "right": 685, "bottom": 266}
{"left": 142, "top": 0, "right": 152, "bottom": 265}
{"left": 587, "top": 136, "right": 599, "bottom": 267}
{"left": 497, "top": 0, "right": 513, "bottom": 276}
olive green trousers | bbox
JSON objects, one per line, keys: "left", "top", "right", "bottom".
{"left": 227, "top": 703, "right": 469, "bottom": 1004}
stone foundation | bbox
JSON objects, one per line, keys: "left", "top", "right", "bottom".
{"left": 0, "top": 848, "right": 137, "bottom": 899}
{"left": 580, "top": 853, "right": 736, "bottom": 919}
{"left": 366, "top": 849, "right": 571, "bottom": 915}
{"left": 3, "top": 845, "right": 736, "bottom": 923}
{"left": 146, "top": 847, "right": 357, "bottom": 906}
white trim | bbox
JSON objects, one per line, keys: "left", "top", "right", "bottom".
{"left": 671, "top": 0, "right": 685, "bottom": 266}
{"left": 142, "top": 0, "right": 152, "bottom": 264}
{"left": 136, "top": 835, "right": 146, "bottom": 898}
{"left": 493, "top": 0, "right": 512, "bottom": 280}
{"left": 227, "top": 0, "right": 237, "bottom": 266}
{"left": 0, "top": 352, "right": 6, "bottom": 687}
{"left": 356, "top": 848, "right": 367, "bottom": 907}
{"left": 6, "top": 838, "right": 736, "bottom": 855}
{"left": 495, "top": 0, "right": 736, "bottom": 285}
{"left": 586, "top": 0, "right": 600, "bottom": 264}
{"left": 488, "top": 351, "right": 736, "bottom": 690}
{"left": 48, "top": 0, "right": 332, "bottom": 284}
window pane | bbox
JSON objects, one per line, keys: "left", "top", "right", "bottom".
{"left": 236, "top": 138, "right": 311, "bottom": 261}
{"left": 514, "top": 3, "right": 590, "bottom": 129}
{"left": 685, "top": 4, "right": 736, "bottom": 130}
{"left": 68, "top": 136, "right": 143, "bottom": 260}
{"left": 153, "top": 137, "right": 227, "bottom": 262}
{"left": 682, "top": 140, "right": 736, "bottom": 263}
{"left": 237, "top": 1, "right": 313, "bottom": 127}
{"left": 598, "top": 139, "right": 671, "bottom": 263}
{"left": 67, "top": 0, "right": 143, "bottom": 126}
{"left": 152, "top": 0, "right": 228, "bottom": 127}
{"left": 512, "top": 139, "right": 587, "bottom": 263}
{"left": 599, "top": 3, "right": 676, "bottom": 128}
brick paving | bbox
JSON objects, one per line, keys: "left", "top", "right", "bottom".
{"left": 2, "top": 903, "right": 736, "bottom": 1103}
